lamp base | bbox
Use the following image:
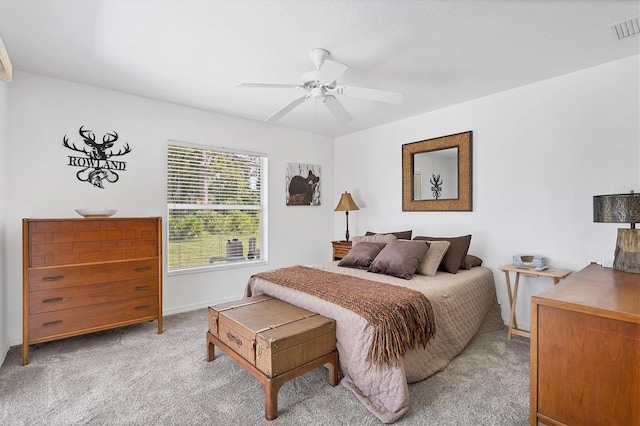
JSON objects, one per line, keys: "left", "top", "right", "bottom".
{"left": 613, "top": 228, "right": 640, "bottom": 274}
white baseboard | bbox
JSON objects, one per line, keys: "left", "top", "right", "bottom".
{"left": 162, "top": 296, "right": 242, "bottom": 316}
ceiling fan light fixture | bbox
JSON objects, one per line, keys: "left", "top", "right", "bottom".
{"left": 311, "top": 87, "right": 325, "bottom": 99}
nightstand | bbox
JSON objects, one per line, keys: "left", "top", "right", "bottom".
{"left": 498, "top": 264, "right": 572, "bottom": 340}
{"left": 331, "top": 240, "right": 352, "bottom": 260}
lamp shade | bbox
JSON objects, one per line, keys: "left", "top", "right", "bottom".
{"left": 334, "top": 192, "right": 359, "bottom": 212}
{"left": 593, "top": 193, "right": 640, "bottom": 224}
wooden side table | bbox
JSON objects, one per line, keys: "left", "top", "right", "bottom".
{"left": 331, "top": 240, "right": 352, "bottom": 260}
{"left": 498, "top": 264, "right": 572, "bottom": 340}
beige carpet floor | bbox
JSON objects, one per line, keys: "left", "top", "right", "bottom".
{"left": 0, "top": 309, "right": 529, "bottom": 425}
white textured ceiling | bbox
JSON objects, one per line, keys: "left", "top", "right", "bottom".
{"left": 1, "top": 1, "right": 638, "bottom": 137}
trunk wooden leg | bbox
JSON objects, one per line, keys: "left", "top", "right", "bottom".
{"left": 264, "top": 379, "right": 285, "bottom": 421}
{"left": 327, "top": 352, "right": 339, "bottom": 386}
{"left": 206, "top": 333, "right": 216, "bottom": 362}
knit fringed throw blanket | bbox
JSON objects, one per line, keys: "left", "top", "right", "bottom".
{"left": 253, "top": 265, "right": 436, "bottom": 366}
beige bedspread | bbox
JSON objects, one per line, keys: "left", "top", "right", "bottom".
{"left": 245, "top": 262, "right": 504, "bottom": 423}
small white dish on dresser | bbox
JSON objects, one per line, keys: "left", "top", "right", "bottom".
{"left": 74, "top": 209, "right": 118, "bottom": 218}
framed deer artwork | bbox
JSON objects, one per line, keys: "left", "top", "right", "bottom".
{"left": 62, "top": 125, "right": 132, "bottom": 189}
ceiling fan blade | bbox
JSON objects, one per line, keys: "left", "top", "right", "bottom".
{"left": 265, "top": 95, "right": 309, "bottom": 123}
{"left": 323, "top": 95, "right": 353, "bottom": 123}
{"left": 317, "top": 59, "right": 348, "bottom": 83}
{"left": 236, "top": 83, "right": 301, "bottom": 89}
{"left": 335, "top": 85, "right": 404, "bottom": 104}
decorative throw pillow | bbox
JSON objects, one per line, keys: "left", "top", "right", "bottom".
{"left": 365, "top": 230, "right": 413, "bottom": 240}
{"left": 352, "top": 233, "right": 397, "bottom": 246}
{"left": 462, "top": 254, "right": 483, "bottom": 270}
{"left": 416, "top": 240, "right": 451, "bottom": 276}
{"left": 338, "top": 242, "right": 386, "bottom": 269}
{"left": 368, "top": 239, "right": 429, "bottom": 280}
{"left": 413, "top": 235, "right": 472, "bottom": 274}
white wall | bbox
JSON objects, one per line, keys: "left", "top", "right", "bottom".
{"left": 2, "top": 56, "right": 638, "bottom": 363}
{"left": 2, "top": 71, "right": 334, "bottom": 347}
{"left": 334, "top": 56, "right": 640, "bottom": 330}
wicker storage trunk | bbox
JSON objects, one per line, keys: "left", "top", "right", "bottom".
{"left": 208, "top": 295, "right": 336, "bottom": 378}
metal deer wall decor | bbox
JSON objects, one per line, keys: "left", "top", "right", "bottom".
{"left": 430, "top": 174, "right": 443, "bottom": 200}
{"left": 62, "top": 126, "right": 132, "bottom": 188}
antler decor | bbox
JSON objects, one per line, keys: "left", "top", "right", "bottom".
{"left": 62, "top": 125, "right": 132, "bottom": 189}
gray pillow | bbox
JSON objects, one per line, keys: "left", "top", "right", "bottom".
{"left": 413, "top": 235, "right": 471, "bottom": 274}
{"left": 352, "top": 233, "right": 397, "bottom": 246}
{"left": 368, "top": 240, "right": 429, "bottom": 280}
{"left": 365, "top": 230, "right": 413, "bottom": 240}
{"left": 338, "top": 242, "right": 386, "bottom": 269}
{"left": 462, "top": 254, "right": 483, "bottom": 270}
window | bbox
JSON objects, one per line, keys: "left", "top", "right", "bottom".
{"left": 167, "top": 142, "right": 267, "bottom": 273}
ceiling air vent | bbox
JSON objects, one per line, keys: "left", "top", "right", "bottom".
{"left": 611, "top": 16, "right": 640, "bottom": 40}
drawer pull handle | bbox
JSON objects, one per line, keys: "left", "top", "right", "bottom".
{"left": 42, "top": 276, "right": 64, "bottom": 282}
{"left": 135, "top": 305, "right": 151, "bottom": 311}
{"left": 42, "top": 297, "right": 63, "bottom": 304}
{"left": 134, "top": 286, "right": 150, "bottom": 291}
{"left": 42, "top": 320, "right": 62, "bottom": 327}
{"left": 134, "top": 267, "right": 151, "bottom": 272}
{"left": 226, "top": 331, "right": 242, "bottom": 348}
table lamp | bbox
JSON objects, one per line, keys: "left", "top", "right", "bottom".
{"left": 593, "top": 191, "right": 640, "bottom": 273}
{"left": 334, "top": 191, "right": 359, "bottom": 241}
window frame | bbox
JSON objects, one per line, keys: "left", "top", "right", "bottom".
{"left": 166, "top": 140, "right": 268, "bottom": 276}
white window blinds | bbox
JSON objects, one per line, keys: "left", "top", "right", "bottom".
{"left": 167, "top": 143, "right": 266, "bottom": 272}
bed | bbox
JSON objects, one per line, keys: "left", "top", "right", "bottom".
{"left": 245, "top": 236, "right": 504, "bottom": 423}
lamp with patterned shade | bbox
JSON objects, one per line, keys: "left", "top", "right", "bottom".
{"left": 334, "top": 191, "right": 359, "bottom": 242}
{"left": 593, "top": 191, "right": 640, "bottom": 273}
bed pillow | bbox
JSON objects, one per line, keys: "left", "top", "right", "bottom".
{"left": 413, "top": 235, "right": 472, "bottom": 274}
{"left": 338, "top": 242, "right": 386, "bottom": 269}
{"left": 365, "top": 230, "right": 413, "bottom": 240}
{"left": 462, "top": 254, "right": 483, "bottom": 270}
{"left": 368, "top": 239, "right": 429, "bottom": 280}
{"left": 352, "top": 233, "right": 397, "bottom": 245}
{"left": 416, "top": 240, "right": 450, "bottom": 276}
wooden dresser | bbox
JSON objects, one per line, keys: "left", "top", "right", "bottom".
{"left": 22, "top": 217, "right": 163, "bottom": 365}
{"left": 530, "top": 264, "right": 639, "bottom": 426}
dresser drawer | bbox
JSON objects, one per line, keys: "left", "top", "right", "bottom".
{"left": 29, "top": 276, "right": 159, "bottom": 314}
{"left": 28, "top": 296, "right": 159, "bottom": 341}
{"left": 29, "top": 259, "right": 158, "bottom": 291}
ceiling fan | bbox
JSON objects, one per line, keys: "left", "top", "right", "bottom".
{"left": 237, "top": 48, "right": 404, "bottom": 123}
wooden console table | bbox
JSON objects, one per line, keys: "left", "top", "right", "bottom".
{"left": 498, "top": 264, "right": 571, "bottom": 340}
